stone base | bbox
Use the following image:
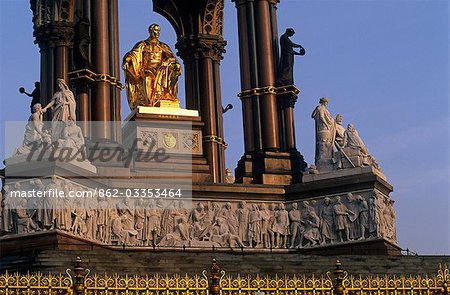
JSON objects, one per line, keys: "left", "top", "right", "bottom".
{"left": 1, "top": 231, "right": 446, "bottom": 276}
{"left": 235, "top": 150, "right": 307, "bottom": 185}
{"left": 122, "top": 106, "right": 211, "bottom": 182}
{"left": 5, "top": 154, "right": 98, "bottom": 178}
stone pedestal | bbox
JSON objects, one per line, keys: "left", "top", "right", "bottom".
{"left": 235, "top": 150, "right": 305, "bottom": 185}
{"left": 122, "top": 107, "right": 211, "bottom": 183}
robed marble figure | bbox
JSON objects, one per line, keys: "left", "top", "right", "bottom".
{"left": 122, "top": 24, "right": 182, "bottom": 110}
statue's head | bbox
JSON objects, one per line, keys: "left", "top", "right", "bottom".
{"left": 225, "top": 168, "right": 231, "bottom": 175}
{"left": 324, "top": 197, "right": 331, "bottom": 205}
{"left": 286, "top": 28, "right": 295, "bottom": 36}
{"left": 347, "top": 124, "right": 355, "bottom": 132}
{"left": 56, "top": 79, "right": 67, "bottom": 91}
{"left": 33, "top": 103, "right": 42, "bottom": 113}
{"left": 291, "top": 202, "right": 298, "bottom": 209}
{"left": 148, "top": 24, "right": 161, "bottom": 40}
{"left": 335, "top": 196, "right": 342, "bottom": 203}
{"left": 319, "top": 97, "right": 329, "bottom": 106}
{"left": 34, "top": 81, "right": 40, "bottom": 88}
{"left": 335, "top": 114, "right": 343, "bottom": 125}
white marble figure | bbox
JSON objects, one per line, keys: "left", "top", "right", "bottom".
{"left": 43, "top": 79, "right": 76, "bottom": 141}
{"left": 14, "top": 103, "right": 45, "bottom": 156}
{"left": 311, "top": 97, "right": 335, "bottom": 171}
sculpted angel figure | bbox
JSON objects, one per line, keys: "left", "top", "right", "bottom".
{"left": 122, "top": 24, "right": 182, "bottom": 110}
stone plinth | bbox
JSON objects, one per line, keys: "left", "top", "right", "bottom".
{"left": 122, "top": 106, "right": 211, "bottom": 183}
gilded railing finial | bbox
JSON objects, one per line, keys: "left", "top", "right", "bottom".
{"left": 334, "top": 260, "right": 344, "bottom": 295}
{"left": 210, "top": 259, "right": 220, "bottom": 295}
{"left": 73, "top": 257, "right": 85, "bottom": 295}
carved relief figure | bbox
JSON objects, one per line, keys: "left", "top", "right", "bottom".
{"left": 303, "top": 211, "right": 321, "bottom": 246}
{"left": 159, "top": 216, "right": 190, "bottom": 247}
{"left": 273, "top": 203, "right": 289, "bottom": 248}
{"left": 122, "top": 24, "right": 182, "bottom": 110}
{"left": 319, "top": 197, "right": 335, "bottom": 244}
{"left": 218, "top": 202, "right": 238, "bottom": 235}
{"left": 211, "top": 217, "right": 245, "bottom": 248}
{"left": 237, "top": 201, "right": 249, "bottom": 244}
{"left": 333, "top": 196, "right": 354, "bottom": 242}
{"left": 189, "top": 202, "right": 208, "bottom": 240}
{"left": 259, "top": 203, "right": 272, "bottom": 248}
{"left": 288, "top": 202, "right": 301, "bottom": 248}
{"left": 248, "top": 204, "right": 262, "bottom": 248}
{"left": 350, "top": 194, "right": 369, "bottom": 240}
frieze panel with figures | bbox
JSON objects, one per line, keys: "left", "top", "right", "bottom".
{"left": 0, "top": 179, "right": 397, "bottom": 249}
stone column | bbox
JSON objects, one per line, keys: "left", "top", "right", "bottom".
{"left": 91, "top": 0, "right": 111, "bottom": 140}
{"left": 177, "top": 36, "right": 227, "bottom": 183}
{"left": 254, "top": 0, "right": 280, "bottom": 151}
{"left": 234, "top": 0, "right": 256, "bottom": 153}
{"left": 280, "top": 95, "right": 297, "bottom": 150}
{"left": 233, "top": 0, "right": 280, "bottom": 152}
{"left": 34, "top": 24, "right": 74, "bottom": 121}
{"left": 109, "top": 0, "right": 122, "bottom": 143}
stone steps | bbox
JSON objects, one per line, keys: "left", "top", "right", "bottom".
{"left": 1, "top": 248, "right": 448, "bottom": 276}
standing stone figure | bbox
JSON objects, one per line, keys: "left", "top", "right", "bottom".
{"left": 19, "top": 82, "right": 41, "bottom": 114}
{"left": 311, "top": 97, "right": 335, "bottom": 171}
{"left": 273, "top": 203, "right": 289, "bottom": 248}
{"left": 288, "top": 203, "right": 301, "bottom": 248}
{"left": 237, "top": 201, "right": 249, "bottom": 245}
{"left": 319, "top": 197, "right": 335, "bottom": 244}
{"left": 122, "top": 24, "right": 182, "bottom": 110}
{"left": 74, "top": 10, "right": 91, "bottom": 69}
{"left": 333, "top": 196, "right": 354, "bottom": 242}
{"left": 277, "top": 28, "right": 305, "bottom": 86}
{"left": 248, "top": 204, "right": 262, "bottom": 247}
{"left": 259, "top": 203, "right": 272, "bottom": 248}
{"left": 43, "top": 79, "right": 76, "bottom": 141}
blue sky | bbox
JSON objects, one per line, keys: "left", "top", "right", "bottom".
{"left": 0, "top": 0, "right": 449, "bottom": 254}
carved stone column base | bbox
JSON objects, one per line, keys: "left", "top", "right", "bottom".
{"left": 235, "top": 150, "right": 307, "bottom": 185}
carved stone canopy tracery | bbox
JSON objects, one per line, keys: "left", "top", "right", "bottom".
{"left": 176, "top": 35, "right": 227, "bottom": 62}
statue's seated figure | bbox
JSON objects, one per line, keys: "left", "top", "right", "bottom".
{"left": 13, "top": 103, "right": 44, "bottom": 156}
{"left": 122, "top": 24, "right": 182, "bottom": 110}
{"left": 336, "top": 123, "right": 381, "bottom": 170}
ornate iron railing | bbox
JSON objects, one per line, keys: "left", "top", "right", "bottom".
{"left": 0, "top": 258, "right": 448, "bottom": 295}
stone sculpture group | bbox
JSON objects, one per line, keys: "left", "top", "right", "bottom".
{"left": 311, "top": 97, "right": 380, "bottom": 173}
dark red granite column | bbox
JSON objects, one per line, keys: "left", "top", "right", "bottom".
{"left": 109, "top": 0, "right": 121, "bottom": 143}
{"left": 91, "top": 0, "right": 111, "bottom": 140}
{"left": 254, "top": 0, "right": 280, "bottom": 151}
{"left": 235, "top": 0, "right": 255, "bottom": 153}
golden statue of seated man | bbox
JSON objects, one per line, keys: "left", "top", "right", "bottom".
{"left": 122, "top": 24, "right": 182, "bottom": 110}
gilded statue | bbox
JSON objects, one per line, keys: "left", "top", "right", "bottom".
{"left": 122, "top": 24, "right": 182, "bottom": 110}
